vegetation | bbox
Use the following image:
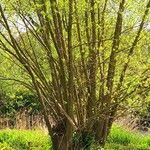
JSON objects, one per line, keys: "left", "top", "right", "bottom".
{"left": 0, "top": 91, "right": 40, "bottom": 118}
{"left": 0, "top": 0, "right": 150, "bottom": 149}
{"left": 0, "top": 129, "right": 51, "bottom": 150}
{"left": 0, "top": 126, "right": 150, "bottom": 150}
{"left": 107, "top": 125, "right": 150, "bottom": 149}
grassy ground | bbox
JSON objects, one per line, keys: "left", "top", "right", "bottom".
{"left": 0, "top": 129, "right": 51, "bottom": 150}
{"left": 0, "top": 125, "right": 149, "bottom": 150}
{"left": 106, "top": 125, "right": 150, "bottom": 150}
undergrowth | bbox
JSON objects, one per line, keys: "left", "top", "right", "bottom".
{"left": 106, "top": 124, "right": 150, "bottom": 150}
{"left": 0, "top": 129, "right": 51, "bottom": 150}
{"left": 0, "top": 125, "right": 149, "bottom": 150}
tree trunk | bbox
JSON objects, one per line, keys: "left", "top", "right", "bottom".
{"left": 51, "top": 128, "right": 93, "bottom": 150}
{"left": 94, "top": 118, "right": 110, "bottom": 148}
{"left": 51, "top": 134, "right": 68, "bottom": 150}
{"left": 93, "top": 111, "right": 116, "bottom": 148}
{"left": 51, "top": 119, "right": 73, "bottom": 150}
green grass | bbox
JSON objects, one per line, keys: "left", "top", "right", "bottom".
{"left": 0, "top": 125, "right": 149, "bottom": 149}
{"left": 106, "top": 125, "right": 150, "bottom": 150}
{"left": 0, "top": 129, "right": 51, "bottom": 150}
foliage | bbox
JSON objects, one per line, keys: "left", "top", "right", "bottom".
{"left": 136, "top": 101, "right": 150, "bottom": 129}
{"left": 0, "top": 0, "right": 150, "bottom": 148}
{"left": 73, "top": 131, "right": 95, "bottom": 149}
{"left": 0, "top": 90, "right": 40, "bottom": 118}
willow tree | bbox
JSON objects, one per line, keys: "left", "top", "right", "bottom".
{"left": 0, "top": 0, "right": 150, "bottom": 149}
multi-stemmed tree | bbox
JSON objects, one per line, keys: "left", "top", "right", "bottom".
{"left": 0, "top": 0, "right": 150, "bottom": 149}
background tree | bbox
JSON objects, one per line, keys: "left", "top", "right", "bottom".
{"left": 0, "top": 0, "right": 150, "bottom": 149}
